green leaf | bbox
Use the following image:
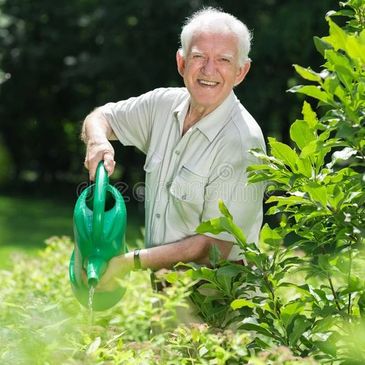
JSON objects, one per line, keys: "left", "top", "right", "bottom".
{"left": 314, "top": 339, "right": 337, "bottom": 357}
{"left": 290, "top": 120, "right": 316, "bottom": 150}
{"left": 196, "top": 215, "right": 247, "bottom": 248}
{"left": 218, "top": 199, "right": 232, "bottom": 219}
{"left": 326, "top": 184, "right": 345, "bottom": 209}
{"left": 313, "top": 36, "right": 332, "bottom": 56}
{"left": 196, "top": 217, "right": 229, "bottom": 235}
{"left": 303, "top": 182, "right": 328, "bottom": 207}
{"left": 325, "top": 50, "right": 354, "bottom": 90}
{"left": 312, "top": 316, "right": 338, "bottom": 333}
{"left": 323, "top": 18, "right": 348, "bottom": 52}
{"left": 278, "top": 283, "right": 312, "bottom": 298}
{"left": 296, "top": 157, "right": 314, "bottom": 178}
{"left": 208, "top": 244, "right": 221, "bottom": 267}
{"left": 293, "top": 64, "right": 322, "bottom": 82}
{"left": 277, "top": 257, "right": 304, "bottom": 270}
{"left": 344, "top": 276, "right": 365, "bottom": 293}
{"left": 266, "top": 194, "right": 308, "bottom": 208}
{"left": 358, "top": 292, "right": 365, "bottom": 317}
{"left": 289, "top": 315, "right": 312, "bottom": 346}
{"left": 187, "top": 266, "right": 216, "bottom": 283}
{"left": 215, "top": 265, "right": 244, "bottom": 294}
{"left": 280, "top": 301, "right": 305, "bottom": 328}
{"left": 231, "top": 298, "right": 256, "bottom": 310}
{"left": 322, "top": 75, "right": 346, "bottom": 103}
{"left": 346, "top": 33, "right": 365, "bottom": 63}
{"left": 302, "top": 101, "right": 318, "bottom": 129}
{"left": 269, "top": 137, "right": 299, "bottom": 171}
{"left": 289, "top": 85, "right": 333, "bottom": 105}
{"left": 238, "top": 323, "right": 275, "bottom": 339}
{"left": 259, "top": 224, "right": 282, "bottom": 248}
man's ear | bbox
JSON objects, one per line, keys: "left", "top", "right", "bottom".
{"left": 234, "top": 61, "right": 251, "bottom": 87}
{"left": 176, "top": 50, "right": 185, "bottom": 77}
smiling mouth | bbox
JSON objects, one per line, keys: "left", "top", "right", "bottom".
{"left": 198, "top": 79, "right": 220, "bottom": 87}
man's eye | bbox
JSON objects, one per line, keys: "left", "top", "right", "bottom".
{"left": 192, "top": 54, "right": 203, "bottom": 59}
{"left": 220, "top": 58, "right": 231, "bottom": 63}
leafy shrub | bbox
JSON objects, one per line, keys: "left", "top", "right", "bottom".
{"left": 184, "top": 0, "right": 365, "bottom": 363}
{"left": 0, "top": 237, "right": 316, "bottom": 364}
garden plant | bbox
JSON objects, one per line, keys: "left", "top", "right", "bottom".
{"left": 0, "top": 0, "right": 364, "bottom": 364}
{"left": 185, "top": 0, "right": 365, "bottom": 363}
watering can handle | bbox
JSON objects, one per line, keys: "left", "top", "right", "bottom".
{"left": 92, "top": 161, "right": 108, "bottom": 246}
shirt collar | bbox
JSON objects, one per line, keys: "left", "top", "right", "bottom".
{"left": 173, "top": 90, "right": 237, "bottom": 142}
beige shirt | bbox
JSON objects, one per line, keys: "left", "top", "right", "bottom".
{"left": 101, "top": 87, "right": 266, "bottom": 260}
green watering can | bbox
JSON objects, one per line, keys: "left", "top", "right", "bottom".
{"left": 69, "top": 161, "right": 127, "bottom": 311}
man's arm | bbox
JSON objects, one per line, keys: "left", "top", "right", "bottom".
{"left": 96, "top": 235, "right": 233, "bottom": 291}
{"left": 82, "top": 108, "right": 117, "bottom": 181}
{"left": 138, "top": 235, "right": 233, "bottom": 269}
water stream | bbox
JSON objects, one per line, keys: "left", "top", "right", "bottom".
{"left": 88, "top": 285, "right": 95, "bottom": 327}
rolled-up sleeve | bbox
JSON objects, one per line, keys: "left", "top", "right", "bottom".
{"left": 99, "top": 89, "right": 158, "bottom": 154}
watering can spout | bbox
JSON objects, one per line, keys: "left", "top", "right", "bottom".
{"left": 87, "top": 255, "right": 107, "bottom": 288}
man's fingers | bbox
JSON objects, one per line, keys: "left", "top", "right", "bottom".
{"left": 88, "top": 159, "right": 100, "bottom": 181}
{"left": 88, "top": 158, "right": 115, "bottom": 181}
{"left": 103, "top": 152, "right": 115, "bottom": 176}
{"left": 84, "top": 141, "right": 115, "bottom": 180}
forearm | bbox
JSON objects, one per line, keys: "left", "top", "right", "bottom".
{"left": 97, "top": 235, "right": 233, "bottom": 290}
{"left": 82, "top": 108, "right": 118, "bottom": 179}
{"left": 81, "top": 108, "right": 117, "bottom": 144}
{"left": 127, "top": 235, "right": 233, "bottom": 270}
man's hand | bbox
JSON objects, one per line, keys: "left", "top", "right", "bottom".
{"left": 96, "top": 253, "right": 133, "bottom": 292}
{"left": 84, "top": 139, "right": 116, "bottom": 181}
{"left": 82, "top": 108, "right": 117, "bottom": 181}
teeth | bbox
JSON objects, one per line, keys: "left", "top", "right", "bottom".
{"left": 199, "top": 79, "right": 218, "bottom": 86}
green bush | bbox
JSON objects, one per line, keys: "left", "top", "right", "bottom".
{"left": 184, "top": 1, "right": 365, "bottom": 363}
{"left": 0, "top": 237, "right": 317, "bottom": 364}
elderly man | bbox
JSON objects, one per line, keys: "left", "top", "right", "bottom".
{"left": 82, "top": 7, "right": 265, "bottom": 292}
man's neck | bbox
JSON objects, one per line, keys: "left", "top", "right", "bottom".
{"left": 182, "top": 103, "right": 214, "bottom": 135}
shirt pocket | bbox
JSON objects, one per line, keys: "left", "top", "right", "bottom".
{"left": 169, "top": 166, "right": 208, "bottom": 231}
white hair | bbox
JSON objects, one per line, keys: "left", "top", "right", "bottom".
{"left": 179, "top": 7, "right": 252, "bottom": 66}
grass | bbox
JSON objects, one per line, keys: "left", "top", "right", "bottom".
{"left": 0, "top": 194, "right": 144, "bottom": 269}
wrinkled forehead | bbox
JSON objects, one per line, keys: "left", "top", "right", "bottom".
{"left": 188, "top": 31, "right": 240, "bottom": 56}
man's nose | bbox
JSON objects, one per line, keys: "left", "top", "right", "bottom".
{"left": 201, "top": 57, "right": 216, "bottom": 75}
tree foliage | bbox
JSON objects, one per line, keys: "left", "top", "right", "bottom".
{"left": 0, "top": 0, "right": 338, "bottom": 188}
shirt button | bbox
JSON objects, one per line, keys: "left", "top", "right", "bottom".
{"left": 181, "top": 194, "right": 187, "bottom": 200}
{"left": 175, "top": 150, "right": 180, "bottom": 155}
{"left": 155, "top": 213, "right": 161, "bottom": 219}
{"left": 166, "top": 182, "right": 172, "bottom": 189}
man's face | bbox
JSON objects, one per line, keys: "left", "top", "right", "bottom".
{"left": 176, "top": 32, "right": 250, "bottom": 113}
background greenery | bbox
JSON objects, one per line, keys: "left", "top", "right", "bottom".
{"left": 0, "top": 0, "right": 339, "bottom": 261}
{"left": 0, "top": 0, "right": 338, "bottom": 189}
